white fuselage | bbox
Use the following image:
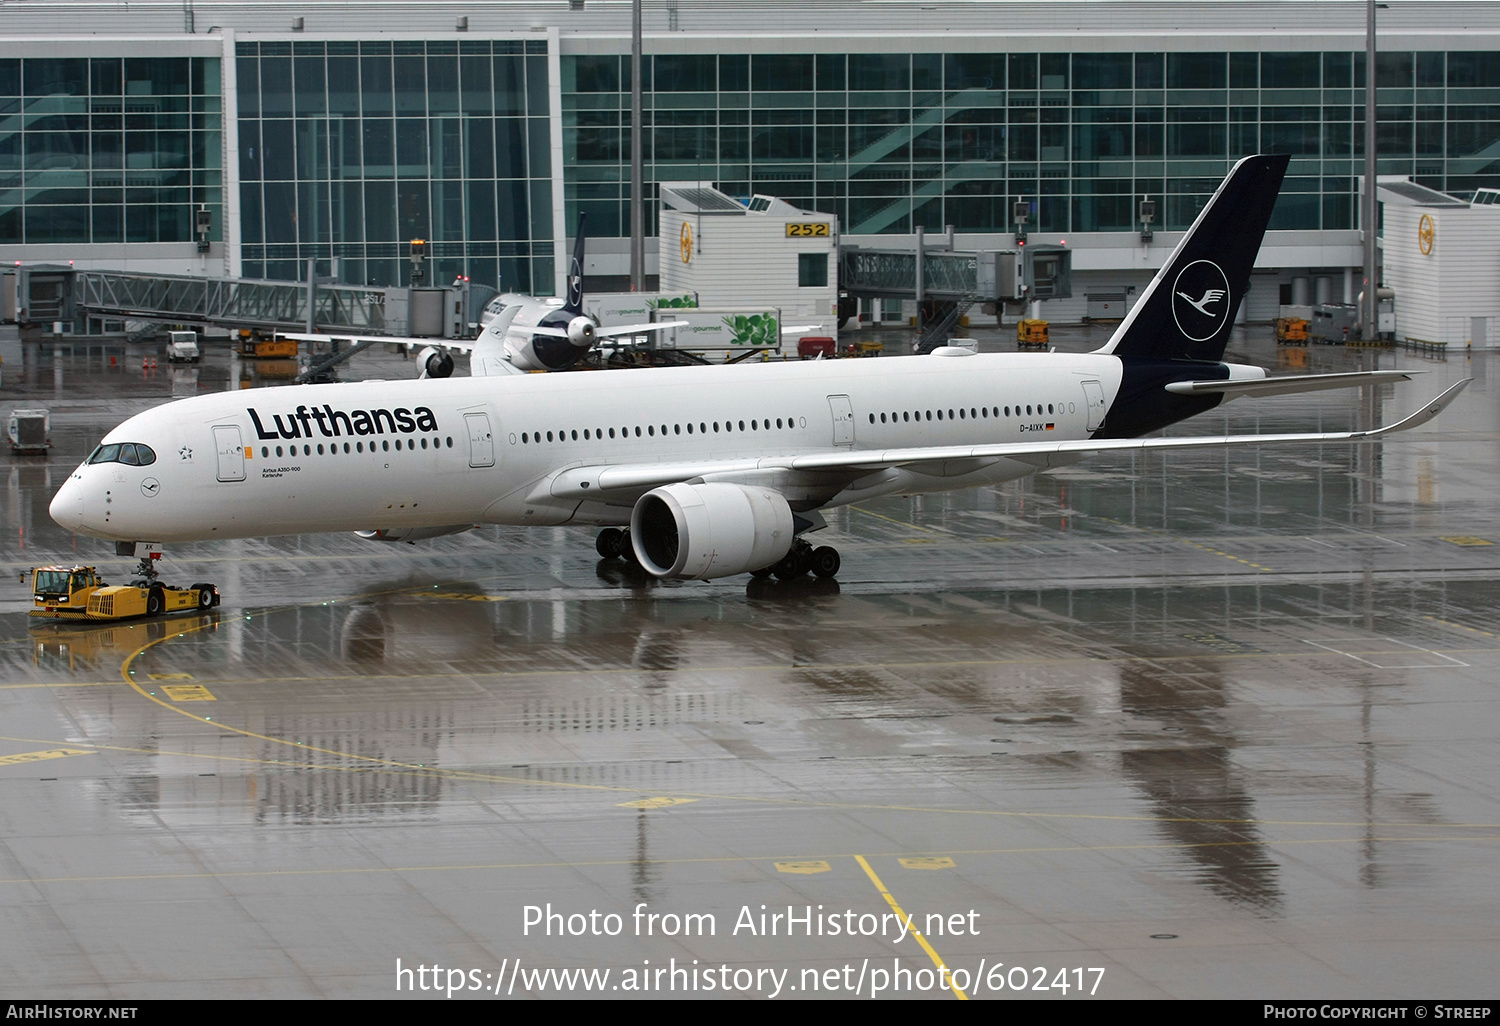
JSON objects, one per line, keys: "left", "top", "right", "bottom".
{"left": 51, "top": 352, "right": 1125, "bottom": 544}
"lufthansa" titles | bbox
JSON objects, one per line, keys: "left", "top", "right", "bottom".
{"left": 248, "top": 404, "right": 439, "bottom": 441}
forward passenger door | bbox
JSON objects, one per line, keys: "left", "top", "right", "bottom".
{"left": 213, "top": 425, "right": 245, "bottom": 482}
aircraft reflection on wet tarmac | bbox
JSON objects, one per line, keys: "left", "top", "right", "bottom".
{"left": 4, "top": 324, "right": 1500, "bottom": 997}
{"left": 24, "top": 573, "right": 1488, "bottom": 897}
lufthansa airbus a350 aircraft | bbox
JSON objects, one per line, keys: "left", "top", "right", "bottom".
{"left": 51, "top": 154, "right": 1466, "bottom": 584}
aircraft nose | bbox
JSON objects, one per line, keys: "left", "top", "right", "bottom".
{"left": 49, "top": 474, "right": 85, "bottom": 533}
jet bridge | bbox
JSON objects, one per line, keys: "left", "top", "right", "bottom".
{"left": 4, "top": 265, "right": 490, "bottom": 340}
{"left": 839, "top": 243, "right": 1071, "bottom": 348}
{"left": 839, "top": 244, "right": 1072, "bottom": 305}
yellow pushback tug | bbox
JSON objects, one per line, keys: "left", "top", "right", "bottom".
{"left": 29, "top": 557, "right": 219, "bottom": 622}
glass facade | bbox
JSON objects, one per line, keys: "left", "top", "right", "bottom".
{"left": 562, "top": 49, "right": 1500, "bottom": 237}
{"left": 4, "top": 40, "right": 1498, "bottom": 285}
{"left": 0, "top": 56, "right": 221, "bottom": 246}
{"left": 234, "top": 39, "right": 553, "bottom": 291}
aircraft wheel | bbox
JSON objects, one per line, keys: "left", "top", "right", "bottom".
{"left": 773, "top": 543, "right": 811, "bottom": 581}
{"left": 810, "top": 546, "right": 841, "bottom": 579}
{"left": 750, "top": 565, "right": 775, "bottom": 579}
{"left": 596, "top": 528, "right": 626, "bottom": 559}
{"left": 146, "top": 588, "right": 164, "bottom": 617}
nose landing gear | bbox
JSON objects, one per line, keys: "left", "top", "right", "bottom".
{"left": 122, "top": 547, "right": 220, "bottom": 617}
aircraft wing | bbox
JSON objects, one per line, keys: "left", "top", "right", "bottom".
{"left": 1164, "top": 369, "right": 1419, "bottom": 398}
{"left": 279, "top": 332, "right": 475, "bottom": 354}
{"left": 544, "top": 379, "right": 1469, "bottom": 500}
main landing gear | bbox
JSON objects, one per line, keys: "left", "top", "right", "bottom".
{"left": 749, "top": 539, "right": 841, "bottom": 581}
{"left": 595, "top": 527, "right": 633, "bottom": 560}
{"left": 594, "top": 529, "right": 842, "bottom": 580}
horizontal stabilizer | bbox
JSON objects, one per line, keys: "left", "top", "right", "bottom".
{"left": 527, "top": 320, "right": 689, "bottom": 339}
{"left": 1164, "top": 369, "right": 1420, "bottom": 399}
{"left": 598, "top": 320, "right": 689, "bottom": 339}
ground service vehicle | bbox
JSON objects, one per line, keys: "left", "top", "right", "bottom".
{"left": 1016, "top": 318, "right": 1049, "bottom": 347}
{"left": 1276, "top": 317, "right": 1310, "bottom": 344}
{"left": 8, "top": 408, "right": 50, "bottom": 453}
{"left": 166, "top": 331, "right": 201, "bottom": 363}
{"left": 29, "top": 563, "right": 219, "bottom": 621}
{"left": 238, "top": 331, "right": 299, "bottom": 359}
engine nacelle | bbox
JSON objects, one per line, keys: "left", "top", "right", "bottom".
{"left": 566, "top": 315, "right": 597, "bottom": 349}
{"left": 355, "top": 525, "right": 474, "bottom": 543}
{"left": 416, "top": 346, "right": 454, "bottom": 379}
{"left": 630, "top": 483, "right": 794, "bottom": 580}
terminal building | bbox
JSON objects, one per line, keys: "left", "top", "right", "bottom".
{"left": 1, "top": 1, "right": 1498, "bottom": 329}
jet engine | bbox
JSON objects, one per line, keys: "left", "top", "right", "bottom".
{"left": 629, "top": 483, "right": 794, "bottom": 580}
{"left": 416, "top": 346, "right": 454, "bottom": 379}
{"left": 355, "top": 525, "right": 474, "bottom": 543}
{"left": 566, "top": 315, "right": 597, "bottom": 349}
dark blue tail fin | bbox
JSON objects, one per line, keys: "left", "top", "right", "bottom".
{"left": 563, "top": 212, "right": 587, "bottom": 314}
{"left": 1099, "top": 154, "right": 1289, "bottom": 363}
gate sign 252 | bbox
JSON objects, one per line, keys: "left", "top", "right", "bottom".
{"left": 785, "top": 223, "right": 830, "bottom": 237}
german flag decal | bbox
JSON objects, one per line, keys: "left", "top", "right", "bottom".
{"left": 1045, "top": 423, "right": 1055, "bottom": 430}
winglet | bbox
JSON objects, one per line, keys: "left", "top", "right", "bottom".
{"left": 1358, "top": 378, "right": 1471, "bottom": 437}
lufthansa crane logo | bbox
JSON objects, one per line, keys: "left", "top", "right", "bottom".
{"left": 1419, "top": 214, "right": 1435, "bottom": 255}
{"left": 680, "top": 222, "right": 693, "bottom": 264}
{"left": 567, "top": 256, "right": 583, "bottom": 305}
{"left": 1171, "top": 259, "right": 1233, "bottom": 343}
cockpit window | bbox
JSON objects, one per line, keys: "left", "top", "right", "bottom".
{"left": 88, "top": 442, "right": 156, "bottom": 467}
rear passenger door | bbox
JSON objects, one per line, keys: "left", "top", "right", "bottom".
{"left": 1080, "top": 381, "right": 1106, "bottom": 432}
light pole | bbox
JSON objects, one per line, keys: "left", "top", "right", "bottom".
{"left": 630, "top": 0, "right": 644, "bottom": 292}
{"left": 1361, "top": 0, "right": 1382, "bottom": 341}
